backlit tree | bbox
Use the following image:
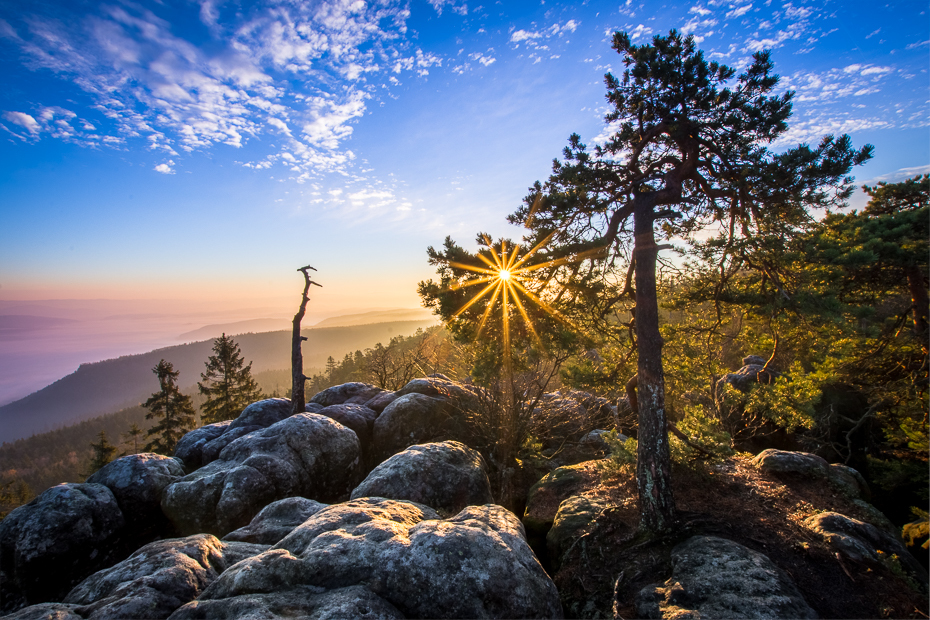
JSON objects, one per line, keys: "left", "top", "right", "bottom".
{"left": 198, "top": 333, "right": 263, "bottom": 424}
{"left": 143, "top": 359, "right": 196, "bottom": 455}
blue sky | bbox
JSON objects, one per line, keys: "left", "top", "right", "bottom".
{"left": 1, "top": 0, "right": 927, "bottom": 314}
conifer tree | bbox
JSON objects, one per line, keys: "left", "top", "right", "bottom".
{"left": 87, "top": 430, "right": 118, "bottom": 475}
{"left": 122, "top": 422, "right": 144, "bottom": 455}
{"left": 198, "top": 333, "right": 263, "bottom": 425}
{"left": 143, "top": 359, "right": 196, "bottom": 455}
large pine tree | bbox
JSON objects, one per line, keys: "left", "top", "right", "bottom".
{"left": 198, "top": 334, "right": 263, "bottom": 425}
{"left": 143, "top": 359, "right": 196, "bottom": 455}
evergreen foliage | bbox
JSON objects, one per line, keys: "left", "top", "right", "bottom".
{"left": 197, "top": 333, "right": 263, "bottom": 424}
{"left": 143, "top": 360, "right": 196, "bottom": 455}
{"left": 121, "top": 423, "right": 144, "bottom": 455}
{"left": 86, "top": 430, "right": 118, "bottom": 476}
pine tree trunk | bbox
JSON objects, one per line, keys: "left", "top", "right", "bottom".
{"left": 905, "top": 264, "right": 929, "bottom": 353}
{"left": 633, "top": 195, "right": 676, "bottom": 532}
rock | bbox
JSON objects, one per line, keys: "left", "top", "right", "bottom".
{"left": 304, "top": 402, "right": 324, "bottom": 413}
{"left": 0, "top": 483, "right": 125, "bottom": 612}
{"left": 173, "top": 422, "right": 231, "bottom": 471}
{"left": 752, "top": 449, "right": 830, "bottom": 478}
{"left": 0, "top": 603, "right": 82, "bottom": 620}
{"left": 318, "top": 404, "right": 378, "bottom": 454}
{"left": 827, "top": 463, "right": 871, "bottom": 500}
{"left": 850, "top": 499, "right": 896, "bottom": 534}
{"left": 546, "top": 495, "right": 609, "bottom": 571}
{"left": 196, "top": 498, "right": 562, "bottom": 619}
{"left": 522, "top": 462, "right": 599, "bottom": 538}
{"left": 805, "top": 512, "right": 928, "bottom": 583}
{"left": 394, "top": 374, "right": 480, "bottom": 403}
{"left": 371, "top": 393, "right": 465, "bottom": 462}
{"left": 161, "top": 413, "right": 361, "bottom": 537}
{"left": 635, "top": 536, "right": 817, "bottom": 619}
{"left": 229, "top": 398, "right": 295, "bottom": 431}
{"left": 169, "top": 585, "right": 405, "bottom": 619}
{"left": 364, "top": 391, "right": 399, "bottom": 413}
{"left": 61, "top": 534, "right": 267, "bottom": 620}
{"left": 86, "top": 453, "right": 185, "bottom": 539}
{"left": 350, "top": 441, "right": 492, "bottom": 515}
{"left": 534, "top": 392, "right": 618, "bottom": 452}
{"left": 719, "top": 362, "right": 778, "bottom": 394}
{"left": 223, "top": 497, "right": 328, "bottom": 546}
{"left": 310, "top": 383, "right": 387, "bottom": 407}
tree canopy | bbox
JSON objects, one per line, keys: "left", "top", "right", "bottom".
{"left": 198, "top": 333, "right": 263, "bottom": 425}
{"left": 143, "top": 359, "right": 196, "bottom": 455}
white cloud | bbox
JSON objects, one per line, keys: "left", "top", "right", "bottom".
{"left": 154, "top": 160, "right": 175, "bottom": 174}
{"left": 510, "top": 20, "right": 581, "bottom": 48}
{"left": 3, "top": 111, "right": 40, "bottom": 134}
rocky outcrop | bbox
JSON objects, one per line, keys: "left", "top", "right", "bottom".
{"left": 190, "top": 498, "right": 562, "bottom": 619}
{"left": 753, "top": 449, "right": 873, "bottom": 502}
{"left": 317, "top": 404, "right": 378, "bottom": 454}
{"left": 371, "top": 393, "right": 464, "bottom": 462}
{"left": 635, "top": 536, "right": 817, "bottom": 619}
{"left": 1, "top": 603, "right": 82, "bottom": 619}
{"left": 310, "top": 382, "right": 386, "bottom": 408}
{"left": 161, "top": 414, "right": 361, "bottom": 537}
{"left": 522, "top": 462, "right": 600, "bottom": 538}
{"left": 86, "top": 453, "right": 185, "bottom": 540}
{"left": 0, "top": 484, "right": 125, "bottom": 611}
{"left": 547, "top": 496, "right": 609, "bottom": 571}
{"left": 718, "top": 355, "right": 779, "bottom": 394}
{"left": 173, "top": 422, "right": 231, "bottom": 471}
{"left": 60, "top": 534, "right": 267, "bottom": 620}
{"left": 223, "top": 497, "right": 328, "bottom": 546}
{"left": 350, "top": 441, "right": 492, "bottom": 515}
{"left": 169, "top": 585, "right": 405, "bottom": 619}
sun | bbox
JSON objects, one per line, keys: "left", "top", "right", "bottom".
{"left": 498, "top": 269, "right": 511, "bottom": 281}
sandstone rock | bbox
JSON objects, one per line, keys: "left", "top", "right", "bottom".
{"left": 394, "top": 374, "right": 478, "bottom": 402}
{"left": 752, "top": 449, "right": 830, "bottom": 478}
{"left": 546, "top": 495, "right": 609, "bottom": 571}
{"left": 719, "top": 362, "right": 778, "bottom": 393}
{"left": 318, "top": 404, "right": 378, "bottom": 454}
{"left": 169, "top": 585, "right": 405, "bottom": 619}
{"left": 192, "top": 399, "right": 297, "bottom": 467}
{"left": 86, "top": 453, "right": 185, "bottom": 539}
{"left": 161, "top": 413, "right": 361, "bottom": 537}
{"left": 223, "top": 497, "right": 328, "bottom": 546}
{"left": 0, "top": 484, "right": 125, "bottom": 611}
{"left": 304, "top": 402, "right": 324, "bottom": 413}
{"left": 364, "top": 390, "right": 399, "bottom": 413}
{"left": 522, "top": 462, "right": 598, "bottom": 538}
{"left": 805, "top": 512, "right": 927, "bottom": 583}
{"left": 173, "top": 422, "right": 231, "bottom": 471}
{"left": 310, "top": 383, "right": 386, "bottom": 407}
{"left": 0, "top": 603, "right": 82, "bottom": 620}
{"left": 635, "top": 536, "right": 816, "bottom": 619}
{"left": 350, "top": 441, "right": 492, "bottom": 515}
{"left": 197, "top": 498, "right": 562, "bottom": 619}
{"left": 372, "top": 393, "right": 464, "bottom": 462}
{"left": 827, "top": 463, "right": 871, "bottom": 500}
{"left": 62, "top": 534, "right": 266, "bottom": 620}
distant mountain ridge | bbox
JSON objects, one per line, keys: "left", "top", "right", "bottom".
{"left": 0, "top": 319, "right": 436, "bottom": 442}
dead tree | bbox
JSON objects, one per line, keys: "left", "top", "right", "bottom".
{"left": 292, "top": 265, "right": 322, "bottom": 414}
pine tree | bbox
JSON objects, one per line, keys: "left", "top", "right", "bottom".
{"left": 198, "top": 333, "right": 263, "bottom": 425}
{"left": 87, "top": 430, "right": 118, "bottom": 476}
{"left": 122, "top": 422, "right": 144, "bottom": 455}
{"left": 143, "top": 359, "right": 196, "bottom": 455}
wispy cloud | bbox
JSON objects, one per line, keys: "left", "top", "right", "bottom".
{"left": 509, "top": 20, "right": 580, "bottom": 48}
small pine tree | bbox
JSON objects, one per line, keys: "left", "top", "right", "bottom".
{"left": 198, "top": 334, "right": 263, "bottom": 425}
{"left": 87, "top": 430, "right": 118, "bottom": 476}
{"left": 325, "top": 355, "right": 337, "bottom": 378}
{"left": 143, "top": 359, "right": 196, "bottom": 455}
{"left": 122, "top": 422, "right": 144, "bottom": 455}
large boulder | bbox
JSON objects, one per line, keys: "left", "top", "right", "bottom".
{"left": 189, "top": 498, "right": 563, "bottom": 619}
{"left": 350, "top": 441, "right": 493, "bottom": 515}
{"left": 522, "top": 461, "right": 600, "bottom": 538}
{"left": 0, "top": 484, "right": 125, "bottom": 612}
{"left": 173, "top": 422, "right": 231, "bottom": 471}
{"left": 546, "top": 495, "right": 609, "bottom": 571}
{"left": 86, "top": 453, "right": 185, "bottom": 540}
{"left": 394, "top": 374, "right": 480, "bottom": 403}
{"left": 0, "top": 603, "right": 82, "bottom": 619}
{"left": 752, "top": 449, "right": 831, "bottom": 478}
{"left": 718, "top": 356, "right": 779, "bottom": 394}
{"left": 317, "top": 404, "right": 378, "bottom": 454}
{"left": 169, "top": 585, "right": 404, "bottom": 619}
{"left": 223, "top": 497, "right": 328, "bottom": 546}
{"left": 61, "top": 534, "right": 267, "bottom": 620}
{"left": 310, "top": 382, "right": 386, "bottom": 407}
{"left": 197, "top": 398, "right": 296, "bottom": 466}
{"left": 161, "top": 413, "right": 361, "bottom": 537}
{"left": 635, "top": 536, "right": 817, "bottom": 619}
{"left": 372, "top": 393, "right": 465, "bottom": 462}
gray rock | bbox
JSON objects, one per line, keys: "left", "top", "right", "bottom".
{"left": 0, "top": 484, "right": 125, "bottom": 611}
{"left": 350, "top": 441, "right": 492, "bottom": 515}
{"left": 310, "top": 383, "right": 386, "bottom": 407}
{"left": 719, "top": 363, "right": 778, "bottom": 393}
{"left": 827, "top": 463, "right": 870, "bottom": 500}
{"left": 228, "top": 398, "right": 294, "bottom": 431}
{"left": 161, "top": 413, "right": 361, "bottom": 536}
{"left": 198, "top": 498, "right": 562, "bottom": 619}
{"left": 223, "top": 497, "right": 328, "bottom": 546}
{"left": 86, "top": 453, "right": 185, "bottom": 538}
{"left": 752, "top": 449, "right": 830, "bottom": 478}
{"left": 304, "top": 402, "right": 324, "bottom": 413}
{"left": 546, "top": 495, "right": 609, "bottom": 571}
{"left": 318, "top": 404, "right": 378, "bottom": 453}
{"left": 169, "top": 585, "right": 405, "bottom": 619}
{"left": 805, "top": 512, "right": 928, "bottom": 583}
{"left": 394, "top": 375, "right": 480, "bottom": 403}
{"left": 62, "top": 534, "right": 267, "bottom": 620}
{"left": 173, "top": 422, "right": 231, "bottom": 471}
{"left": 522, "top": 463, "right": 594, "bottom": 538}
{"left": 635, "top": 536, "right": 817, "bottom": 619}
{"left": 0, "top": 603, "right": 82, "bottom": 620}
{"left": 372, "top": 393, "right": 465, "bottom": 462}
{"left": 364, "top": 391, "right": 399, "bottom": 413}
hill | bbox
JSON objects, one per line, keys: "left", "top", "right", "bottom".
{"left": 0, "top": 320, "right": 435, "bottom": 442}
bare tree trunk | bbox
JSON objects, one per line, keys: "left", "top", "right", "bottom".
{"left": 905, "top": 265, "right": 929, "bottom": 354}
{"left": 292, "top": 266, "right": 321, "bottom": 415}
{"left": 632, "top": 195, "right": 675, "bottom": 533}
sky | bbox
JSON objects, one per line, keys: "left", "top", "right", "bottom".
{"left": 1, "top": 0, "right": 928, "bottom": 315}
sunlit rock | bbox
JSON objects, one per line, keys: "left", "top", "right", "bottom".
{"left": 223, "top": 497, "right": 328, "bottom": 546}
